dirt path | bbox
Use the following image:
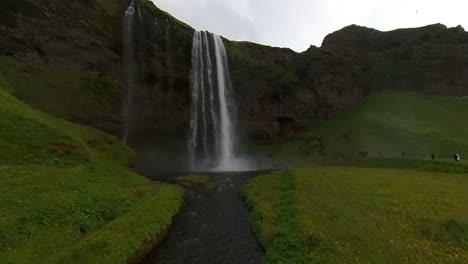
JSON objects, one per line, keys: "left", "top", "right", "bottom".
{"left": 141, "top": 171, "right": 264, "bottom": 264}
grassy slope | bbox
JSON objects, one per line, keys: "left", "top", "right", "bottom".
{"left": 0, "top": 89, "right": 183, "bottom": 264}
{"left": 259, "top": 90, "right": 468, "bottom": 162}
{"left": 0, "top": 55, "right": 121, "bottom": 122}
{"left": 242, "top": 167, "right": 468, "bottom": 264}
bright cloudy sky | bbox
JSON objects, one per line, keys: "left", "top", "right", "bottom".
{"left": 151, "top": 0, "right": 467, "bottom": 52}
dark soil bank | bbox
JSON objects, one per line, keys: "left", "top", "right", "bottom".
{"left": 141, "top": 172, "right": 264, "bottom": 264}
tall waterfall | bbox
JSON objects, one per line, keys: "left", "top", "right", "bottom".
{"left": 122, "top": 1, "right": 136, "bottom": 144}
{"left": 165, "top": 19, "right": 174, "bottom": 101}
{"left": 188, "top": 31, "right": 245, "bottom": 171}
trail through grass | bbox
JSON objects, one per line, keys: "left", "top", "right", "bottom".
{"left": 243, "top": 167, "right": 468, "bottom": 263}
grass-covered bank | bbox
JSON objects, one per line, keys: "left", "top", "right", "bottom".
{"left": 257, "top": 90, "right": 468, "bottom": 163}
{"left": 242, "top": 166, "right": 468, "bottom": 263}
{"left": 0, "top": 90, "right": 183, "bottom": 263}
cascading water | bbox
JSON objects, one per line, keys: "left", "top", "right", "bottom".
{"left": 213, "top": 35, "right": 236, "bottom": 169}
{"left": 188, "top": 31, "right": 250, "bottom": 172}
{"left": 165, "top": 19, "right": 174, "bottom": 101}
{"left": 122, "top": 1, "right": 136, "bottom": 144}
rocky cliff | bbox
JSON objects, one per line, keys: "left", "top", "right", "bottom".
{"left": 0, "top": 0, "right": 194, "bottom": 139}
{"left": 225, "top": 41, "right": 367, "bottom": 142}
{"left": 322, "top": 24, "right": 468, "bottom": 96}
{"left": 1, "top": 0, "right": 467, "bottom": 170}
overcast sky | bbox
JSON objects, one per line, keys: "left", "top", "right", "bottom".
{"left": 152, "top": 0, "right": 467, "bottom": 52}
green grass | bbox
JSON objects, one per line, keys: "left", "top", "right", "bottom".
{"left": 327, "top": 157, "right": 468, "bottom": 174}
{"left": 0, "top": 90, "right": 183, "bottom": 263}
{"left": 242, "top": 167, "right": 468, "bottom": 263}
{"left": 257, "top": 90, "right": 468, "bottom": 162}
{"left": 0, "top": 55, "right": 121, "bottom": 122}
{"left": 174, "top": 174, "right": 216, "bottom": 191}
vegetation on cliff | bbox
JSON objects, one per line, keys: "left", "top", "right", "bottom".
{"left": 0, "top": 88, "right": 183, "bottom": 263}
{"left": 258, "top": 90, "right": 468, "bottom": 163}
{"left": 322, "top": 24, "right": 468, "bottom": 96}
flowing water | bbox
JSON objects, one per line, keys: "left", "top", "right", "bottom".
{"left": 141, "top": 172, "right": 264, "bottom": 264}
{"left": 122, "top": 1, "right": 136, "bottom": 144}
{"left": 188, "top": 31, "right": 252, "bottom": 172}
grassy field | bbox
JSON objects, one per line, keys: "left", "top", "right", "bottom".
{"left": 242, "top": 166, "right": 468, "bottom": 264}
{"left": 0, "top": 89, "right": 183, "bottom": 264}
{"left": 258, "top": 90, "right": 468, "bottom": 163}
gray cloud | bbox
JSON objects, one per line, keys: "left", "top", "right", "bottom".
{"left": 152, "top": 0, "right": 468, "bottom": 52}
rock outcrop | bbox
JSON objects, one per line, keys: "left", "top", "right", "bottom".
{"left": 1, "top": 0, "right": 467, "bottom": 170}
{"left": 226, "top": 41, "right": 367, "bottom": 142}
{"left": 322, "top": 24, "right": 468, "bottom": 96}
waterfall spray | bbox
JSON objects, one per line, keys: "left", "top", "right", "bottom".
{"left": 188, "top": 31, "right": 250, "bottom": 171}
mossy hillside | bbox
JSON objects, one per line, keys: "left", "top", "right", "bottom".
{"left": 138, "top": 0, "right": 194, "bottom": 91}
{"left": 316, "top": 90, "right": 468, "bottom": 157}
{"left": 0, "top": 90, "right": 183, "bottom": 263}
{"left": 225, "top": 41, "right": 300, "bottom": 100}
{"left": 363, "top": 44, "right": 468, "bottom": 92}
{"left": 225, "top": 41, "right": 299, "bottom": 84}
{"left": 258, "top": 90, "right": 468, "bottom": 161}
{"left": 0, "top": 55, "right": 122, "bottom": 126}
{"left": 242, "top": 167, "right": 468, "bottom": 263}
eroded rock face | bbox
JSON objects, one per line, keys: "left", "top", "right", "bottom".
{"left": 1, "top": 0, "right": 467, "bottom": 155}
{"left": 0, "top": 0, "right": 194, "bottom": 139}
{"left": 226, "top": 42, "right": 367, "bottom": 143}
{"left": 322, "top": 24, "right": 468, "bottom": 96}
{"left": 0, "top": 0, "right": 129, "bottom": 134}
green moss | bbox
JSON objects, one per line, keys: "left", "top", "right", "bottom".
{"left": 242, "top": 170, "right": 316, "bottom": 263}
{"left": 258, "top": 90, "right": 468, "bottom": 162}
{"left": 175, "top": 174, "right": 216, "bottom": 191}
{"left": 48, "top": 184, "right": 183, "bottom": 264}
{"left": 0, "top": 69, "right": 12, "bottom": 92}
{"left": 225, "top": 41, "right": 299, "bottom": 86}
{"left": 87, "top": 0, "right": 124, "bottom": 39}
{"left": 243, "top": 167, "right": 468, "bottom": 263}
{"left": 0, "top": 56, "right": 122, "bottom": 121}
{"left": 96, "top": 0, "right": 121, "bottom": 16}
{"left": 140, "top": 0, "right": 193, "bottom": 32}
{"left": 0, "top": 90, "right": 183, "bottom": 263}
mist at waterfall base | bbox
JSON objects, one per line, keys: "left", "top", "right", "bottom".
{"left": 188, "top": 31, "right": 262, "bottom": 172}
{"left": 120, "top": 3, "right": 271, "bottom": 174}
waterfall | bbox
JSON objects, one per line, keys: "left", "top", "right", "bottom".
{"left": 165, "top": 19, "right": 174, "bottom": 102}
{"left": 189, "top": 31, "right": 248, "bottom": 171}
{"left": 122, "top": 1, "right": 136, "bottom": 144}
{"left": 213, "top": 35, "right": 235, "bottom": 169}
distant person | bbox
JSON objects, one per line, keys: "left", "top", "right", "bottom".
{"left": 454, "top": 153, "right": 461, "bottom": 162}
{"left": 431, "top": 153, "right": 435, "bottom": 160}
{"left": 401, "top": 152, "right": 405, "bottom": 158}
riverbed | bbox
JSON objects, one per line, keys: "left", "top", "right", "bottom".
{"left": 141, "top": 171, "right": 265, "bottom": 264}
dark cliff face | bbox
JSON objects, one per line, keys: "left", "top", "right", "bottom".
{"left": 0, "top": 0, "right": 368, "bottom": 150}
{"left": 225, "top": 41, "right": 367, "bottom": 142}
{"left": 0, "top": 0, "right": 128, "bottom": 132}
{"left": 0, "top": 0, "right": 194, "bottom": 138}
{"left": 322, "top": 24, "right": 468, "bottom": 96}
{"left": 1, "top": 1, "right": 467, "bottom": 158}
